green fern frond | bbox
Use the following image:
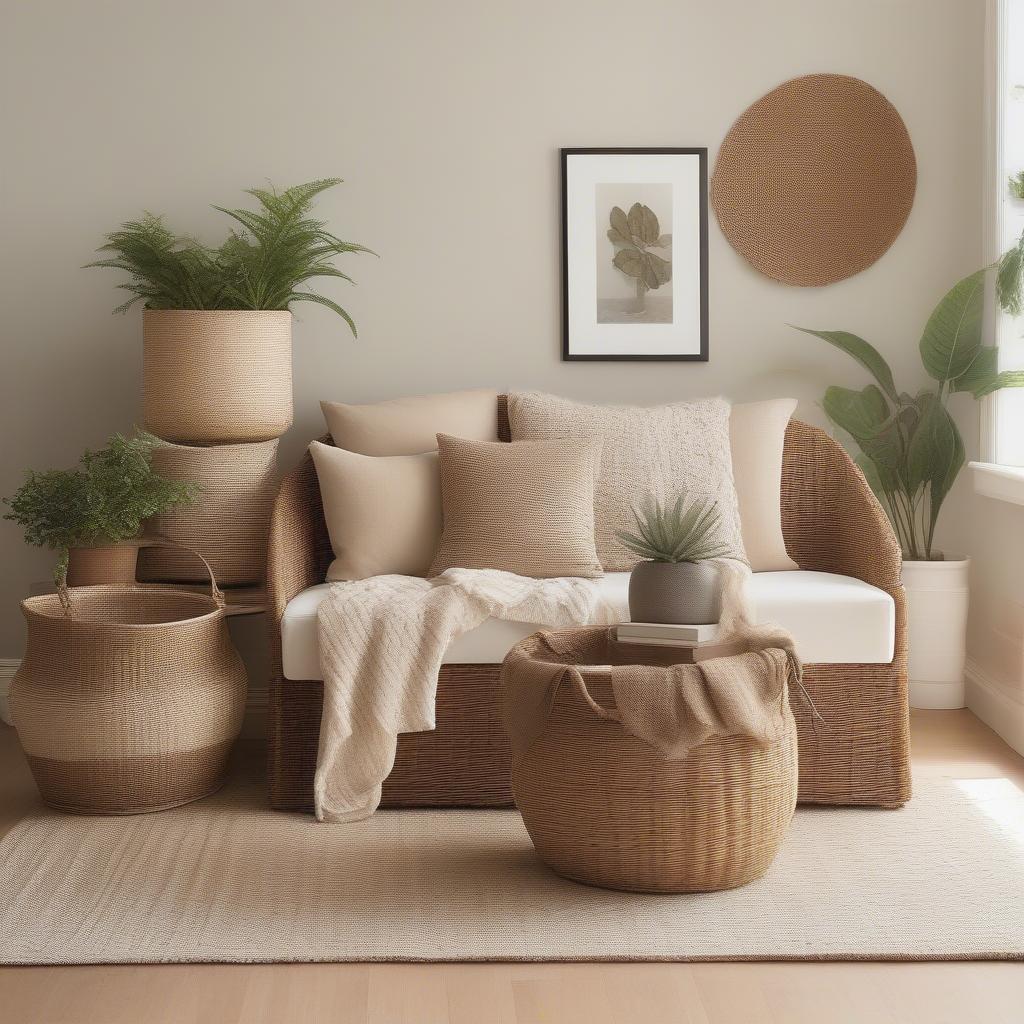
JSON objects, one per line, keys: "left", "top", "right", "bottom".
{"left": 86, "top": 180, "right": 374, "bottom": 335}
{"left": 3, "top": 431, "right": 199, "bottom": 585}
{"left": 615, "top": 488, "right": 733, "bottom": 563}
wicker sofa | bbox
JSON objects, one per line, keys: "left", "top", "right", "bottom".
{"left": 266, "top": 401, "right": 910, "bottom": 813}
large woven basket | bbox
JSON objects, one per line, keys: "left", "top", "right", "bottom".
{"left": 10, "top": 540, "right": 247, "bottom": 814}
{"left": 143, "top": 309, "right": 292, "bottom": 444}
{"left": 137, "top": 438, "right": 278, "bottom": 586}
{"left": 504, "top": 629, "right": 798, "bottom": 892}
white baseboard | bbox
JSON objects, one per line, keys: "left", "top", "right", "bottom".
{"left": 0, "top": 658, "right": 268, "bottom": 737}
{"left": 0, "top": 659, "right": 18, "bottom": 726}
{"left": 965, "top": 657, "right": 1024, "bottom": 756}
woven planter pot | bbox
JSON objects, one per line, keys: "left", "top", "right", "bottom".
{"left": 136, "top": 438, "right": 278, "bottom": 586}
{"left": 143, "top": 310, "right": 292, "bottom": 444}
{"left": 10, "top": 542, "right": 246, "bottom": 814}
{"left": 505, "top": 629, "right": 797, "bottom": 893}
{"left": 66, "top": 542, "right": 141, "bottom": 587}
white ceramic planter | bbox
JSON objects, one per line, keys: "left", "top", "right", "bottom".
{"left": 903, "top": 558, "right": 970, "bottom": 710}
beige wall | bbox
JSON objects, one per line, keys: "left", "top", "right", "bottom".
{"left": 0, "top": 0, "right": 986, "bottom": 656}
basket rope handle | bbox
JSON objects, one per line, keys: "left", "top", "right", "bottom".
{"left": 57, "top": 533, "right": 226, "bottom": 615}
{"left": 565, "top": 665, "right": 622, "bottom": 724}
{"left": 139, "top": 532, "right": 226, "bottom": 608}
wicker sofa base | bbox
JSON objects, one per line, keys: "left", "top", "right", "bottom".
{"left": 268, "top": 658, "right": 910, "bottom": 813}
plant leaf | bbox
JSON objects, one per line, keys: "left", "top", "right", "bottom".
{"left": 919, "top": 270, "right": 985, "bottom": 382}
{"left": 997, "top": 232, "right": 1024, "bottom": 315}
{"left": 627, "top": 203, "right": 660, "bottom": 245}
{"left": 609, "top": 206, "right": 630, "bottom": 240}
{"left": 822, "top": 384, "right": 890, "bottom": 441}
{"left": 906, "top": 394, "right": 963, "bottom": 507}
{"left": 792, "top": 327, "right": 899, "bottom": 403}
{"left": 640, "top": 251, "right": 671, "bottom": 289}
{"left": 973, "top": 369, "right": 1024, "bottom": 397}
{"left": 613, "top": 248, "right": 645, "bottom": 279}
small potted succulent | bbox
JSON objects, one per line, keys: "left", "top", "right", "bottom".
{"left": 87, "top": 179, "right": 373, "bottom": 444}
{"left": 616, "top": 490, "right": 732, "bottom": 624}
{"left": 3, "top": 432, "right": 197, "bottom": 588}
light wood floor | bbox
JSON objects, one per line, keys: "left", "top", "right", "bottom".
{"left": 1, "top": 710, "right": 1022, "bottom": 1024}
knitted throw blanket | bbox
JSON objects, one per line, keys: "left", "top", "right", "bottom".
{"left": 314, "top": 569, "right": 619, "bottom": 822}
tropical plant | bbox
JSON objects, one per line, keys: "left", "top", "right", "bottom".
{"left": 1009, "top": 170, "right": 1024, "bottom": 202}
{"left": 794, "top": 235, "right": 1024, "bottom": 561}
{"left": 615, "top": 490, "right": 732, "bottom": 564}
{"left": 607, "top": 203, "right": 672, "bottom": 310}
{"left": 86, "top": 179, "right": 374, "bottom": 336}
{"left": 3, "top": 432, "right": 198, "bottom": 586}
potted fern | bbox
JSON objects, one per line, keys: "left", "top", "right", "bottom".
{"left": 793, "top": 235, "right": 1024, "bottom": 708}
{"left": 88, "top": 179, "right": 373, "bottom": 444}
{"left": 616, "top": 490, "right": 732, "bottom": 624}
{"left": 3, "top": 433, "right": 197, "bottom": 587}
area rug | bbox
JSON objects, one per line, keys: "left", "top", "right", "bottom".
{"left": 1, "top": 777, "right": 1022, "bottom": 964}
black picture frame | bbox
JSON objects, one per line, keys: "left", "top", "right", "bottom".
{"left": 561, "top": 147, "right": 709, "bottom": 362}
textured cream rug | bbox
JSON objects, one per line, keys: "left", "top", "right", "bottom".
{"left": 1, "top": 777, "right": 1022, "bottom": 964}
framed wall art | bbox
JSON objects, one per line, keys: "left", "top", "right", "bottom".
{"left": 561, "top": 148, "right": 708, "bottom": 362}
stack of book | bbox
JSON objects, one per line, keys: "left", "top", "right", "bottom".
{"left": 614, "top": 622, "right": 744, "bottom": 661}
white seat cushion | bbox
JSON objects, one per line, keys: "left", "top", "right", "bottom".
{"left": 281, "top": 570, "right": 895, "bottom": 681}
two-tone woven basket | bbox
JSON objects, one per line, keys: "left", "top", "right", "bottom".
{"left": 11, "top": 538, "right": 247, "bottom": 814}
{"left": 504, "top": 628, "right": 798, "bottom": 893}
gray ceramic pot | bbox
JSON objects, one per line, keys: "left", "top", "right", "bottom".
{"left": 627, "top": 560, "right": 722, "bottom": 625}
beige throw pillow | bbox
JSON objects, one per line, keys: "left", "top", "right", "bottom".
{"left": 430, "top": 434, "right": 603, "bottom": 579}
{"left": 321, "top": 388, "right": 499, "bottom": 455}
{"left": 508, "top": 392, "right": 746, "bottom": 571}
{"left": 309, "top": 441, "right": 441, "bottom": 581}
{"left": 729, "top": 399, "right": 799, "bottom": 571}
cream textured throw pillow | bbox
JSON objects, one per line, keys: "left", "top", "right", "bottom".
{"left": 508, "top": 392, "right": 746, "bottom": 571}
{"left": 321, "top": 388, "right": 499, "bottom": 455}
{"left": 729, "top": 399, "right": 799, "bottom": 571}
{"left": 430, "top": 434, "right": 603, "bottom": 579}
{"left": 310, "top": 441, "right": 441, "bottom": 581}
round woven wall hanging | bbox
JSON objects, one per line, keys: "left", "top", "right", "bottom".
{"left": 711, "top": 73, "right": 916, "bottom": 286}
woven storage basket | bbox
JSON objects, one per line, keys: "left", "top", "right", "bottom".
{"left": 504, "top": 628, "right": 798, "bottom": 893}
{"left": 137, "top": 438, "right": 278, "bottom": 586}
{"left": 10, "top": 539, "right": 247, "bottom": 814}
{"left": 143, "top": 309, "right": 292, "bottom": 444}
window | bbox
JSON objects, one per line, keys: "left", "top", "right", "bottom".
{"left": 973, "top": 0, "right": 1024, "bottom": 500}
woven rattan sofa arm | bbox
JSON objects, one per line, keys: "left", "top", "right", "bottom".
{"left": 265, "top": 437, "right": 333, "bottom": 673}
{"left": 781, "top": 421, "right": 902, "bottom": 594}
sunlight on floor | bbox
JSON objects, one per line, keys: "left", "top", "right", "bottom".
{"left": 954, "top": 778, "right": 1024, "bottom": 845}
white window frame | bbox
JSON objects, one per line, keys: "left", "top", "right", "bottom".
{"left": 972, "top": 0, "right": 1024, "bottom": 503}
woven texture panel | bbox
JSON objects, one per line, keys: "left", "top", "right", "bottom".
{"left": 137, "top": 438, "right": 279, "bottom": 586}
{"left": 2, "top": 778, "right": 1022, "bottom": 963}
{"left": 711, "top": 74, "right": 916, "bottom": 286}
{"left": 143, "top": 310, "right": 292, "bottom": 444}
{"left": 507, "top": 392, "right": 745, "bottom": 571}
{"left": 11, "top": 585, "right": 246, "bottom": 813}
{"left": 430, "top": 433, "right": 603, "bottom": 579}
